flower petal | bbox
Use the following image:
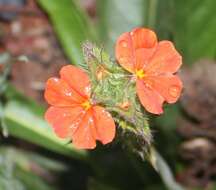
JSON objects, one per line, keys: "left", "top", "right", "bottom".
{"left": 60, "top": 65, "right": 91, "bottom": 98}
{"left": 72, "top": 110, "right": 97, "bottom": 149}
{"left": 145, "top": 75, "right": 183, "bottom": 103}
{"left": 45, "top": 106, "right": 85, "bottom": 138}
{"left": 136, "top": 79, "right": 164, "bottom": 114}
{"left": 92, "top": 106, "right": 115, "bottom": 145}
{"left": 146, "top": 41, "right": 182, "bottom": 75}
{"left": 44, "top": 77, "right": 85, "bottom": 106}
{"left": 130, "top": 28, "right": 157, "bottom": 49}
{"left": 115, "top": 32, "right": 135, "bottom": 72}
{"left": 115, "top": 28, "right": 157, "bottom": 72}
{"left": 135, "top": 48, "right": 156, "bottom": 70}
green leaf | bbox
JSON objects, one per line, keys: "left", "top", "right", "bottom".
{"left": 173, "top": 0, "right": 216, "bottom": 64}
{"left": 37, "top": 0, "right": 96, "bottom": 68}
{"left": 97, "top": 0, "right": 147, "bottom": 53}
{"left": 2, "top": 101, "right": 88, "bottom": 160}
{"left": 0, "top": 147, "right": 64, "bottom": 190}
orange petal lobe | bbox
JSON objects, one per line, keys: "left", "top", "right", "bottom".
{"left": 135, "top": 48, "right": 156, "bottom": 70}
{"left": 92, "top": 106, "right": 116, "bottom": 145}
{"left": 60, "top": 65, "right": 91, "bottom": 98}
{"left": 45, "top": 106, "right": 85, "bottom": 138}
{"left": 136, "top": 79, "right": 164, "bottom": 114}
{"left": 115, "top": 28, "right": 158, "bottom": 72}
{"left": 146, "top": 75, "right": 183, "bottom": 103}
{"left": 131, "top": 28, "right": 157, "bottom": 49}
{"left": 44, "top": 77, "right": 85, "bottom": 107}
{"left": 115, "top": 32, "right": 135, "bottom": 72}
{"left": 72, "top": 110, "right": 96, "bottom": 149}
{"left": 146, "top": 41, "right": 182, "bottom": 75}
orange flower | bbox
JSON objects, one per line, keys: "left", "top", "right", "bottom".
{"left": 44, "top": 65, "right": 115, "bottom": 149}
{"left": 115, "top": 28, "right": 183, "bottom": 114}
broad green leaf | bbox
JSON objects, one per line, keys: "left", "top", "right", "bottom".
{"left": 173, "top": 0, "right": 216, "bottom": 64}
{"left": 37, "top": 0, "right": 96, "bottom": 68}
{"left": 97, "top": 0, "right": 147, "bottom": 53}
{"left": 2, "top": 101, "right": 88, "bottom": 160}
{"left": 0, "top": 147, "right": 63, "bottom": 190}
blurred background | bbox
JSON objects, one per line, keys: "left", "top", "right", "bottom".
{"left": 0, "top": 0, "right": 216, "bottom": 189}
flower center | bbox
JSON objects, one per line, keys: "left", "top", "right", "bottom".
{"left": 135, "top": 69, "right": 146, "bottom": 79}
{"left": 81, "top": 100, "right": 91, "bottom": 110}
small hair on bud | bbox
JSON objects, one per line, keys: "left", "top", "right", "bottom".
{"left": 82, "top": 41, "right": 94, "bottom": 57}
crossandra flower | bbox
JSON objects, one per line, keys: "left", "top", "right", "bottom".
{"left": 115, "top": 27, "right": 183, "bottom": 114}
{"left": 44, "top": 65, "right": 115, "bottom": 149}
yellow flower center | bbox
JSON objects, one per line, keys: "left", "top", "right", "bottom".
{"left": 135, "top": 69, "right": 146, "bottom": 79}
{"left": 81, "top": 101, "right": 91, "bottom": 110}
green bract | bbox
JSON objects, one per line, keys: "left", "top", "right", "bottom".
{"left": 83, "top": 42, "right": 152, "bottom": 155}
